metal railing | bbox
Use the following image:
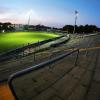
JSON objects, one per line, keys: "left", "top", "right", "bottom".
{"left": 0, "top": 36, "right": 64, "bottom": 62}
{"left": 8, "top": 49, "right": 79, "bottom": 100}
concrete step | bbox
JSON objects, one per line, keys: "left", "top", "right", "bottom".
{"left": 10, "top": 55, "right": 93, "bottom": 100}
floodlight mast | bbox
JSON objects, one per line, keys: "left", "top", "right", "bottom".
{"left": 28, "top": 15, "right": 31, "bottom": 26}
{"left": 27, "top": 9, "right": 33, "bottom": 27}
{"left": 73, "top": 10, "right": 78, "bottom": 34}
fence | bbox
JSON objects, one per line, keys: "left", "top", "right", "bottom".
{"left": 0, "top": 35, "right": 64, "bottom": 62}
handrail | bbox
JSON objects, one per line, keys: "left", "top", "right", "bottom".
{"left": 0, "top": 35, "right": 64, "bottom": 62}
{"left": 8, "top": 49, "right": 79, "bottom": 100}
{"left": 0, "top": 35, "right": 64, "bottom": 56}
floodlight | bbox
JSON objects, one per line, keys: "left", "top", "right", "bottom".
{"left": 73, "top": 10, "right": 79, "bottom": 34}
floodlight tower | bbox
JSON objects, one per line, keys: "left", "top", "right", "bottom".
{"left": 28, "top": 15, "right": 31, "bottom": 26}
{"left": 73, "top": 10, "right": 78, "bottom": 34}
{"left": 27, "top": 9, "right": 33, "bottom": 27}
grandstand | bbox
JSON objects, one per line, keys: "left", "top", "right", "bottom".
{"left": 0, "top": 33, "right": 100, "bottom": 100}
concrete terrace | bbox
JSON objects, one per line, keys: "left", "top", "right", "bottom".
{"left": 0, "top": 34, "right": 100, "bottom": 100}
{"left": 11, "top": 48, "right": 100, "bottom": 100}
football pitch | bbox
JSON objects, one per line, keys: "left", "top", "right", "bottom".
{"left": 0, "top": 32, "right": 59, "bottom": 53}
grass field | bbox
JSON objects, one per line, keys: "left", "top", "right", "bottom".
{"left": 0, "top": 32, "right": 59, "bottom": 53}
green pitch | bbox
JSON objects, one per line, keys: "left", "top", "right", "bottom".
{"left": 0, "top": 32, "right": 59, "bottom": 53}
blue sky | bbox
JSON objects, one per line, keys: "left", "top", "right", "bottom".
{"left": 0, "top": 0, "right": 100, "bottom": 27}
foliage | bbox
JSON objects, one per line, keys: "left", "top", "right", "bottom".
{"left": 62, "top": 24, "right": 99, "bottom": 33}
{"left": 0, "top": 22, "right": 15, "bottom": 32}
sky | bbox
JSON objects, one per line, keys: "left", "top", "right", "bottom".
{"left": 0, "top": 0, "right": 100, "bottom": 28}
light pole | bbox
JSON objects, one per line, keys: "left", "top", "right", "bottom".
{"left": 28, "top": 14, "right": 31, "bottom": 26}
{"left": 73, "top": 10, "right": 78, "bottom": 34}
{"left": 27, "top": 9, "right": 33, "bottom": 29}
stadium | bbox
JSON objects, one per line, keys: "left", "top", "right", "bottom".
{"left": 0, "top": 23, "right": 71, "bottom": 100}
{"left": 0, "top": 0, "right": 100, "bottom": 100}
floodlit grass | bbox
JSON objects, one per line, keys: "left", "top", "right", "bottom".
{"left": 0, "top": 32, "right": 59, "bottom": 53}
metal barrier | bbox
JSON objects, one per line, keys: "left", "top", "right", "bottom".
{"left": 0, "top": 36, "right": 64, "bottom": 62}
{"left": 8, "top": 49, "right": 79, "bottom": 100}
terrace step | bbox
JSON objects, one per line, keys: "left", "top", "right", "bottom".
{"left": 9, "top": 54, "right": 94, "bottom": 100}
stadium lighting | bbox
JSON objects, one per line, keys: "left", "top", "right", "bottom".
{"left": 7, "top": 25, "right": 10, "bottom": 28}
{"left": 28, "top": 15, "right": 30, "bottom": 26}
{"left": 73, "top": 10, "right": 79, "bottom": 34}
{"left": 2, "top": 30, "right": 5, "bottom": 33}
{"left": 0, "top": 25, "right": 3, "bottom": 27}
{"left": 27, "top": 9, "right": 33, "bottom": 26}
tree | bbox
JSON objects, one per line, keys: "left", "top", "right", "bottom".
{"left": 62, "top": 24, "right": 99, "bottom": 34}
{"left": 0, "top": 22, "right": 15, "bottom": 32}
{"left": 62, "top": 25, "right": 74, "bottom": 33}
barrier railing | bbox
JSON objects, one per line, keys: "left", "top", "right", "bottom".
{"left": 0, "top": 36, "right": 64, "bottom": 62}
{"left": 8, "top": 49, "right": 79, "bottom": 100}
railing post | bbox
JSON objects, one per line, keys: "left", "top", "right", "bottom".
{"left": 23, "top": 50, "right": 24, "bottom": 57}
{"left": 38, "top": 41, "right": 40, "bottom": 51}
{"left": 85, "top": 48, "right": 88, "bottom": 57}
{"left": 22, "top": 44, "right": 25, "bottom": 57}
{"left": 8, "top": 77, "right": 19, "bottom": 100}
{"left": 49, "top": 50, "right": 53, "bottom": 69}
{"left": 85, "top": 38, "right": 91, "bottom": 57}
{"left": 33, "top": 51, "right": 36, "bottom": 61}
{"left": 74, "top": 49, "right": 79, "bottom": 66}
{"left": 28, "top": 43, "right": 30, "bottom": 53}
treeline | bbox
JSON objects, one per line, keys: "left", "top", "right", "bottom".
{"left": 62, "top": 25, "right": 100, "bottom": 33}
{"left": 0, "top": 22, "right": 15, "bottom": 32}
{"left": 24, "top": 24, "right": 52, "bottom": 31}
{"left": 0, "top": 22, "right": 100, "bottom": 34}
